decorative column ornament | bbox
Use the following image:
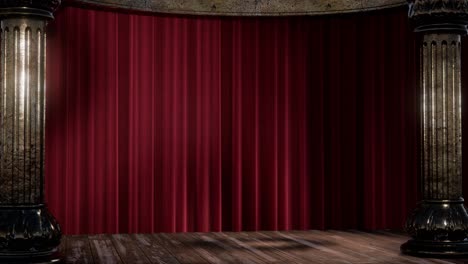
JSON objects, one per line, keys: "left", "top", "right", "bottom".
{"left": 402, "top": 0, "right": 468, "bottom": 256}
{"left": 0, "top": 0, "right": 61, "bottom": 262}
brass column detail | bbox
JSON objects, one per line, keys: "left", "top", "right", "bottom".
{"left": 402, "top": 0, "right": 468, "bottom": 257}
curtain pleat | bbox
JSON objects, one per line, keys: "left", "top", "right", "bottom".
{"left": 46, "top": 6, "right": 421, "bottom": 234}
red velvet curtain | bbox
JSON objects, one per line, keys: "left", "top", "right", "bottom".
{"left": 46, "top": 5, "right": 420, "bottom": 235}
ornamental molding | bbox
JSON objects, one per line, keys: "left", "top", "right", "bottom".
{"left": 64, "top": 0, "right": 406, "bottom": 16}
{"left": 0, "top": 0, "right": 61, "bottom": 18}
{"left": 407, "top": 0, "right": 468, "bottom": 32}
{"left": 0, "top": 0, "right": 60, "bottom": 12}
{"left": 408, "top": 0, "right": 468, "bottom": 17}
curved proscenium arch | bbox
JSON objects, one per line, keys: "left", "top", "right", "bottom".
{"left": 67, "top": 0, "right": 405, "bottom": 16}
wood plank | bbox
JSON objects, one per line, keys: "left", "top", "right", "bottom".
{"left": 232, "top": 232, "right": 310, "bottom": 264}
{"left": 65, "top": 235, "right": 95, "bottom": 264}
{"left": 170, "top": 233, "right": 227, "bottom": 264}
{"left": 111, "top": 234, "right": 152, "bottom": 264}
{"left": 175, "top": 233, "right": 238, "bottom": 263}
{"left": 289, "top": 230, "right": 382, "bottom": 263}
{"left": 183, "top": 232, "right": 240, "bottom": 264}
{"left": 251, "top": 231, "right": 324, "bottom": 264}
{"left": 374, "top": 230, "right": 409, "bottom": 238}
{"left": 89, "top": 234, "right": 123, "bottom": 264}
{"left": 332, "top": 230, "right": 452, "bottom": 264}
{"left": 205, "top": 232, "right": 266, "bottom": 264}
{"left": 268, "top": 231, "right": 352, "bottom": 264}
{"left": 215, "top": 232, "right": 283, "bottom": 263}
{"left": 62, "top": 231, "right": 468, "bottom": 264}
{"left": 131, "top": 234, "right": 180, "bottom": 264}
{"left": 152, "top": 233, "right": 211, "bottom": 264}
{"left": 324, "top": 230, "right": 417, "bottom": 264}
{"left": 227, "top": 232, "right": 294, "bottom": 263}
{"left": 258, "top": 231, "right": 337, "bottom": 264}
{"left": 373, "top": 229, "right": 468, "bottom": 263}
{"left": 350, "top": 230, "right": 407, "bottom": 245}
{"left": 196, "top": 232, "right": 261, "bottom": 264}
{"left": 58, "top": 235, "right": 68, "bottom": 261}
{"left": 343, "top": 230, "right": 440, "bottom": 263}
{"left": 369, "top": 231, "right": 468, "bottom": 264}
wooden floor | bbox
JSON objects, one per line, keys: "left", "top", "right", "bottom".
{"left": 60, "top": 230, "right": 468, "bottom": 264}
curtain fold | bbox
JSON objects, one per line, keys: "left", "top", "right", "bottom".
{"left": 46, "top": 6, "right": 420, "bottom": 235}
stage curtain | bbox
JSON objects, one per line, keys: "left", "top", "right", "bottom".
{"left": 46, "top": 5, "right": 420, "bottom": 234}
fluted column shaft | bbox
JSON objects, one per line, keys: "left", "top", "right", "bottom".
{"left": 401, "top": 0, "right": 468, "bottom": 257}
{"left": 0, "top": 1, "right": 61, "bottom": 260}
{"left": 421, "top": 33, "right": 462, "bottom": 200}
{"left": 0, "top": 18, "right": 46, "bottom": 205}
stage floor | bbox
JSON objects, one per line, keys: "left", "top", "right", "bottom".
{"left": 61, "top": 230, "right": 468, "bottom": 263}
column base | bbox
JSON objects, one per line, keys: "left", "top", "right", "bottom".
{"left": 0, "top": 250, "right": 63, "bottom": 263}
{"left": 0, "top": 204, "right": 62, "bottom": 261}
{"left": 402, "top": 198, "right": 468, "bottom": 257}
{"left": 401, "top": 239, "right": 468, "bottom": 257}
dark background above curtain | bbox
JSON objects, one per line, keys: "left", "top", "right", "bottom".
{"left": 46, "top": 5, "right": 436, "bottom": 235}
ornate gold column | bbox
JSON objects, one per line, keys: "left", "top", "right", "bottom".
{"left": 402, "top": 0, "right": 468, "bottom": 256}
{"left": 0, "top": 0, "right": 61, "bottom": 262}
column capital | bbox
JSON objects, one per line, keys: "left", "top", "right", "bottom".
{"left": 408, "top": 0, "right": 468, "bottom": 33}
{"left": 0, "top": 0, "right": 61, "bottom": 19}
